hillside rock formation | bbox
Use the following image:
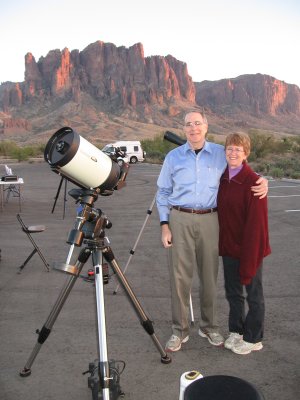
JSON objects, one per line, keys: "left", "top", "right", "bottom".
{"left": 195, "top": 74, "right": 300, "bottom": 116}
{"left": 2, "top": 42, "right": 194, "bottom": 111}
{"left": 0, "top": 40, "right": 299, "bottom": 143}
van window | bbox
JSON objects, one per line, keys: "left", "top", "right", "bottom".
{"left": 120, "top": 146, "right": 127, "bottom": 152}
{"left": 102, "top": 145, "right": 115, "bottom": 153}
{"left": 133, "top": 146, "right": 139, "bottom": 152}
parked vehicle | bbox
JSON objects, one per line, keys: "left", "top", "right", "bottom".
{"left": 101, "top": 146, "right": 129, "bottom": 166}
{"left": 102, "top": 141, "right": 146, "bottom": 164}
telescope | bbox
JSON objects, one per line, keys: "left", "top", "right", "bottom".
{"left": 44, "top": 127, "right": 128, "bottom": 195}
{"left": 164, "top": 131, "right": 186, "bottom": 146}
{"left": 20, "top": 127, "right": 171, "bottom": 400}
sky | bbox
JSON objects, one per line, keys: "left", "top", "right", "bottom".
{"left": 0, "top": 0, "right": 299, "bottom": 87}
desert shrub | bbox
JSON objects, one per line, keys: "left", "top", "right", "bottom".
{"left": 0, "top": 141, "right": 44, "bottom": 161}
{"left": 207, "top": 134, "right": 224, "bottom": 145}
{"left": 36, "top": 143, "right": 46, "bottom": 154}
{"left": 0, "top": 141, "right": 19, "bottom": 157}
{"left": 248, "top": 130, "right": 276, "bottom": 160}
{"left": 251, "top": 162, "right": 271, "bottom": 175}
{"left": 270, "top": 167, "right": 284, "bottom": 178}
{"left": 145, "top": 150, "right": 165, "bottom": 163}
{"left": 291, "top": 136, "right": 300, "bottom": 153}
{"left": 274, "top": 157, "right": 300, "bottom": 171}
{"left": 142, "top": 133, "right": 180, "bottom": 161}
{"left": 1, "top": 134, "right": 299, "bottom": 178}
{"left": 247, "top": 130, "right": 300, "bottom": 161}
{"left": 290, "top": 170, "right": 300, "bottom": 179}
{"left": 274, "top": 158, "right": 300, "bottom": 179}
{"left": 207, "top": 134, "right": 215, "bottom": 143}
{"left": 271, "top": 138, "right": 294, "bottom": 154}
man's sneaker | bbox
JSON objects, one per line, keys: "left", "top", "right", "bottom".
{"left": 224, "top": 332, "right": 243, "bottom": 350}
{"left": 198, "top": 328, "right": 224, "bottom": 347}
{"left": 232, "top": 340, "right": 263, "bottom": 355}
{"left": 165, "top": 334, "right": 189, "bottom": 352}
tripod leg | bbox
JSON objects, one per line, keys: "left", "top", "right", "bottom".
{"left": 19, "top": 248, "right": 91, "bottom": 377}
{"left": 113, "top": 195, "right": 156, "bottom": 294}
{"left": 51, "top": 177, "right": 64, "bottom": 214}
{"left": 189, "top": 293, "right": 195, "bottom": 325}
{"left": 92, "top": 251, "right": 110, "bottom": 400}
{"left": 103, "top": 246, "right": 171, "bottom": 364}
{"left": 63, "top": 178, "right": 67, "bottom": 220}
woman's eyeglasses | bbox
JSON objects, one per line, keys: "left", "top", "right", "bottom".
{"left": 226, "top": 147, "right": 244, "bottom": 153}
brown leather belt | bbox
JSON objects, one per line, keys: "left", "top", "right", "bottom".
{"left": 172, "top": 206, "right": 218, "bottom": 214}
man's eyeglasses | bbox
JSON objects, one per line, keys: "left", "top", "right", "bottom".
{"left": 185, "top": 121, "right": 206, "bottom": 127}
{"left": 226, "top": 147, "right": 244, "bottom": 153}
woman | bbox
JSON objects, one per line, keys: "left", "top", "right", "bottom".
{"left": 217, "top": 132, "right": 271, "bottom": 355}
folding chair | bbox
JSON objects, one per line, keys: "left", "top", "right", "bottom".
{"left": 17, "top": 214, "right": 50, "bottom": 273}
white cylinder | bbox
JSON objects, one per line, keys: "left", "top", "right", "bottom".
{"left": 60, "top": 135, "right": 113, "bottom": 189}
{"left": 44, "top": 127, "right": 120, "bottom": 191}
{"left": 179, "top": 371, "right": 203, "bottom": 400}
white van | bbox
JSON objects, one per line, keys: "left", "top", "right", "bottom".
{"left": 102, "top": 141, "right": 146, "bottom": 164}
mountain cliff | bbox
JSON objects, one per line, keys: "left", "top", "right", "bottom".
{"left": 0, "top": 40, "right": 299, "bottom": 144}
{"left": 195, "top": 74, "right": 300, "bottom": 115}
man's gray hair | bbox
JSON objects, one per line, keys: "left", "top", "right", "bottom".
{"left": 184, "top": 109, "right": 208, "bottom": 124}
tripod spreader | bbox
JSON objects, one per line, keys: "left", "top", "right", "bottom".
{"left": 102, "top": 246, "right": 171, "bottom": 364}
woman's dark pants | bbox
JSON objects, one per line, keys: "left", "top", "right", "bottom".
{"left": 222, "top": 256, "right": 265, "bottom": 343}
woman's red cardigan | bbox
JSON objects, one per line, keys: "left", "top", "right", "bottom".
{"left": 217, "top": 163, "right": 271, "bottom": 284}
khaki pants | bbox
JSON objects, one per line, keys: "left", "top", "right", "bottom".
{"left": 169, "top": 208, "right": 220, "bottom": 338}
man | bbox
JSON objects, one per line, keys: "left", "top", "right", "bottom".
{"left": 156, "top": 110, "right": 268, "bottom": 352}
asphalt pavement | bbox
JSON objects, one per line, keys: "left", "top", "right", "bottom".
{"left": 0, "top": 161, "right": 299, "bottom": 400}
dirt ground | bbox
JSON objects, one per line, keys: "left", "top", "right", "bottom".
{"left": 0, "top": 161, "right": 299, "bottom": 400}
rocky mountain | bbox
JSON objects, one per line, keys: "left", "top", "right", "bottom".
{"left": 0, "top": 40, "right": 299, "bottom": 144}
{"left": 196, "top": 74, "right": 300, "bottom": 115}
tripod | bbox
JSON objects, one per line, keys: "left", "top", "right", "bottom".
{"left": 20, "top": 188, "right": 171, "bottom": 400}
{"left": 51, "top": 176, "right": 68, "bottom": 219}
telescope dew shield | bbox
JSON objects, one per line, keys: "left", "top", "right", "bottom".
{"left": 44, "top": 127, "right": 121, "bottom": 191}
{"left": 164, "top": 131, "right": 186, "bottom": 146}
